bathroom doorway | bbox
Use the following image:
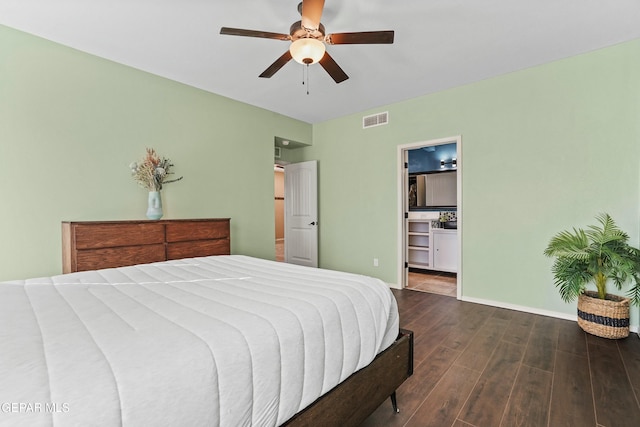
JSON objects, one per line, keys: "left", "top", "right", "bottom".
{"left": 274, "top": 164, "right": 285, "bottom": 261}
{"left": 397, "top": 136, "right": 462, "bottom": 298}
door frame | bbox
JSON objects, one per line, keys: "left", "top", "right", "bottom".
{"left": 396, "top": 135, "right": 462, "bottom": 299}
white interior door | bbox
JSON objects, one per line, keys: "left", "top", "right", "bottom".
{"left": 284, "top": 160, "right": 318, "bottom": 267}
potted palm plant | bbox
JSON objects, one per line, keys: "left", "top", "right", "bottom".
{"left": 544, "top": 213, "right": 640, "bottom": 339}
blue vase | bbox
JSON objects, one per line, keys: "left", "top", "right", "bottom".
{"left": 146, "top": 191, "right": 163, "bottom": 220}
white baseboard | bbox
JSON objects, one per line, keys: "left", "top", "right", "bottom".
{"left": 461, "top": 295, "right": 576, "bottom": 321}
{"left": 387, "top": 282, "right": 402, "bottom": 290}
{"left": 460, "top": 295, "right": 639, "bottom": 334}
{"left": 387, "top": 285, "right": 640, "bottom": 334}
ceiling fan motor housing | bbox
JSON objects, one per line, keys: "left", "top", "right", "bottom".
{"left": 290, "top": 21, "right": 325, "bottom": 41}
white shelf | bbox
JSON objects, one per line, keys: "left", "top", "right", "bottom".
{"left": 408, "top": 219, "right": 431, "bottom": 269}
{"left": 409, "top": 262, "right": 430, "bottom": 269}
{"left": 409, "top": 222, "right": 430, "bottom": 228}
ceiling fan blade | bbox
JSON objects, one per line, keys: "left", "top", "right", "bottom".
{"left": 327, "top": 30, "right": 395, "bottom": 45}
{"left": 319, "top": 52, "right": 348, "bottom": 83}
{"left": 259, "top": 51, "right": 293, "bottom": 78}
{"left": 220, "top": 27, "right": 290, "bottom": 41}
{"left": 301, "top": 0, "right": 325, "bottom": 31}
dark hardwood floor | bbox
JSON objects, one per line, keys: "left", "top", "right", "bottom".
{"left": 362, "top": 289, "right": 640, "bottom": 427}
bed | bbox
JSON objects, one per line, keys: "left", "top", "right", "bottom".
{"left": 1, "top": 239, "right": 412, "bottom": 426}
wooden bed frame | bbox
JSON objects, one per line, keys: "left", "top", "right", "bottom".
{"left": 285, "top": 329, "right": 413, "bottom": 427}
{"left": 61, "top": 218, "right": 414, "bottom": 426}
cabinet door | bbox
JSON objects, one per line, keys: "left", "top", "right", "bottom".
{"left": 433, "top": 231, "right": 457, "bottom": 272}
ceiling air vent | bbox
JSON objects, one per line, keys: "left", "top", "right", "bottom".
{"left": 362, "top": 112, "right": 389, "bottom": 129}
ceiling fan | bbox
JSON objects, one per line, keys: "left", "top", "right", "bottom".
{"left": 220, "top": 0, "right": 394, "bottom": 83}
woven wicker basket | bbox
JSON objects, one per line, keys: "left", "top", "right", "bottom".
{"left": 577, "top": 291, "right": 630, "bottom": 339}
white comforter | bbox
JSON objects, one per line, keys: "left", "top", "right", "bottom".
{"left": 0, "top": 255, "right": 399, "bottom": 427}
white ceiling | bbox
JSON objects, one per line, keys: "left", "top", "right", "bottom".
{"left": 1, "top": 1, "right": 639, "bottom": 124}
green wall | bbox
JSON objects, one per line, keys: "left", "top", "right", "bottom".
{"left": 2, "top": 23, "right": 639, "bottom": 328}
{"left": 298, "top": 39, "right": 640, "bottom": 327}
{"left": 0, "top": 25, "right": 311, "bottom": 281}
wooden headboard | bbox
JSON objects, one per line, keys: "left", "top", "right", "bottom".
{"left": 62, "top": 218, "right": 230, "bottom": 273}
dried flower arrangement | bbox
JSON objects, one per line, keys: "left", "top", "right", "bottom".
{"left": 129, "top": 148, "right": 183, "bottom": 191}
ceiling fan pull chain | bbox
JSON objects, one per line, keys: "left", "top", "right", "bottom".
{"left": 301, "top": 64, "right": 310, "bottom": 95}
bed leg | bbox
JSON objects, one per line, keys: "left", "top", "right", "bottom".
{"left": 390, "top": 392, "right": 400, "bottom": 413}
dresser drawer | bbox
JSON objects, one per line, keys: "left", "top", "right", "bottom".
{"left": 166, "top": 220, "right": 229, "bottom": 242}
{"left": 73, "top": 223, "right": 165, "bottom": 249}
{"left": 75, "top": 244, "right": 166, "bottom": 272}
{"left": 167, "top": 239, "right": 230, "bottom": 260}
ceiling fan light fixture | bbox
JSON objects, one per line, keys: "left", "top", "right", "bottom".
{"left": 289, "top": 38, "right": 325, "bottom": 65}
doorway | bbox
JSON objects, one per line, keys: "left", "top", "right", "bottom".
{"left": 273, "top": 138, "right": 315, "bottom": 264}
{"left": 274, "top": 165, "right": 285, "bottom": 262}
{"left": 397, "top": 136, "right": 462, "bottom": 298}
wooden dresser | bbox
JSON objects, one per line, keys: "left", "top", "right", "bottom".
{"left": 62, "top": 218, "right": 230, "bottom": 273}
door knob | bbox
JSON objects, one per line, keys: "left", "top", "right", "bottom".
{"left": 309, "top": 221, "right": 317, "bottom": 226}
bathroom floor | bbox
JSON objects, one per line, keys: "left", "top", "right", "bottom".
{"left": 275, "top": 239, "right": 284, "bottom": 262}
{"left": 407, "top": 270, "right": 457, "bottom": 297}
